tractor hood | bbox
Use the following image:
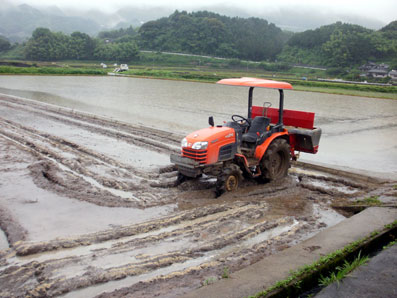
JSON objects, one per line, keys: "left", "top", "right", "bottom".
{"left": 182, "top": 126, "right": 236, "bottom": 164}
{"left": 184, "top": 126, "right": 234, "bottom": 146}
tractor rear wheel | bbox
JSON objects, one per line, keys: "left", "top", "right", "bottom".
{"left": 260, "top": 138, "right": 290, "bottom": 181}
{"left": 215, "top": 164, "right": 243, "bottom": 196}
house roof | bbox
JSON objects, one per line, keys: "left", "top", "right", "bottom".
{"left": 368, "top": 69, "right": 388, "bottom": 74}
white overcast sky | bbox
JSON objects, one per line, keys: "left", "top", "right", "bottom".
{"left": 15, "top": 0, "right": 397, "bottom": 23}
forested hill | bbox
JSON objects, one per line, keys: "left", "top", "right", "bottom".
{"left": 138, "top": 10, "right": 290, "bottom": 61}
{"left": 137, "top": 12, "right": 396, "bottom": 67}
{"left": 1, "top": 8, "right": 396, "bottom": 69}
{"left": 278, "top": 21, "right": 397, "bottom": 67}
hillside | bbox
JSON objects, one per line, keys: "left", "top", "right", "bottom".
{"left": 1, "top": 5, "right": 396, "bottom": 70}
{"left": 0, "top": 3, "right": 100, "bottom": 42}
{"left": 138, "top": 10, "right": 289, "bottom": 61}
{"left": 278, "top": 21, "right": 397, "bottom": 67}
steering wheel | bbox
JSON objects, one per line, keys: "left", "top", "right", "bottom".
{"left": 231, "top": 114, "right": 251, "bottom": 129}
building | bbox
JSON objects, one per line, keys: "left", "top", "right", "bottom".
{"left": 359, "top": 62, "right": 391, "bottom": 79}
{"left": 359, "top": 62, "right": 378, "bottom": 72}
{"left": 389, "top": 70, "right": 397, "bottom": 81}
{"left": 367, "top": 68, "right": 388, "bottom": 78}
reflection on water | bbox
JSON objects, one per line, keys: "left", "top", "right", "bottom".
{"left": 0, "top": 75, "right": 396, "bottom": 175}
{"left": 0, "top": 229, "right": 8, "bottom": 250}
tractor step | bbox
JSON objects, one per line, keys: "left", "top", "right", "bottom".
{"left": 246, "top": 157, "right": 260, "bottom": 167}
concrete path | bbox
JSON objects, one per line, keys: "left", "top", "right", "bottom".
{"left": 315, "top": 244, "right": 397, "bottom": 298}
{"left": 181, "top": 207, "right": 397, "bottom": 298}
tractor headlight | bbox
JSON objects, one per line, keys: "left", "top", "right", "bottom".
{"left": 192, "top": 141, "right": 208, "bottom": 150}
{"left": 181, "top": 138, "right": 188, "bottom": 148}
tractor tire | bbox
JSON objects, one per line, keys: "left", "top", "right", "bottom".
{"left": 215, "top": 164, "right": 243, "bottom": 196}
{"left": 176, "top": 172, "right": 187, "bottom": 185}
{"left": 175, "top": 172, "right": 198, "bottom": 186}
{"left": 260, "top": 138, "right": 290, "bottom": 182}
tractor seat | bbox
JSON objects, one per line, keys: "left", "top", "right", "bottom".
{"left": 242, "top": 116, "right": 270, "bottom": 143}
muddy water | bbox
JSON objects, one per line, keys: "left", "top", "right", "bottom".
{"left": 0, "top": 229, "right": 8, "bottom": 250}
{"left": 0, "top": 75, "right": 396, "bottom": 175}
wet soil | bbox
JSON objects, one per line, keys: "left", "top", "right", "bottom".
{"left": 0, "top": 94, "right": 395, "bottom": 298}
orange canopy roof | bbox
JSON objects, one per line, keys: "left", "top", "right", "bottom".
{"left": 216, "top": 77, "right": 293, "bottom": 90}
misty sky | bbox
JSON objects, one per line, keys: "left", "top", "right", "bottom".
{"left": 14, "top": 0, "right": 397, "bottom": 24}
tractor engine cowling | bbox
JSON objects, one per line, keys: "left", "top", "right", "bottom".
{"left": 181, "top": 126, "right": 237, "bottom": 165}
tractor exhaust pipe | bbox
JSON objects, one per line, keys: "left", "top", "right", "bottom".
{"left": 209, "top": 116, "right": 214, "bottom": 127}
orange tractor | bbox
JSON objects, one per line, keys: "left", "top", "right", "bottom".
{"left": 170, "top": 77, "right": 321, "bottom": 195}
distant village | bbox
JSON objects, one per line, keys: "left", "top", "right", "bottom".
{"left": 359, "top": 62, "right": 397, "bottom": 81}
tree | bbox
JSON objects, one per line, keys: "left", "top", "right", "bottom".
{"left": 24, "top": 28, "right": 140, "bottom": 61}
{"left": 278, "top": 21, "right": 396, "bottom": 67}
{"left": 93, "top": 41, "right": 139, "bottom": 62}
{"left": 70, "top": 32, "right": 95, "bottom": 60}
{"left": 0, "top": 36, "right": 11, "bottom": 52}
{"left": 25, "top": 28, "right": 54, "bottom": 60}
{"left": 25, "top": 28, "right": 71, "bottom": 60}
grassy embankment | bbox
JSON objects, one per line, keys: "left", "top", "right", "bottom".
{"left": 252, "top": 220, "right": 397, "bottom": 298}
{"left": 1, "top": 52, "right": 396, "bottom": 99}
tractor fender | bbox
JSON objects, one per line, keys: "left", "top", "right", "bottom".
{"left": 254, "top": 130, "right": 289, "bottom": 160}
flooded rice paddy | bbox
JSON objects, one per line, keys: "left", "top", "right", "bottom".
{"left": 0, "top": 75, "right": 397, "bottom": 176}
{"left": 0, "top": 75, "right": 396, "bottom": 297}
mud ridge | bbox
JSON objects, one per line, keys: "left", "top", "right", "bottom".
{"left": 0, "top": 118, "right": 182, "bottom": 208}
{"left": 297, "top": 173, "right": 372, "bottom": 189}
{"left": 6, "top": 218, "right": 307, "bottom": 298}
{"left": 1, "top": 117, "right": 160, "bottom": 178}
{"left": 0, "top": 206, "right": 27, "bottom": 247}
{"left": 0, "top": 96, "right": 182, "bottom": 152}
{"left": 94, "top": 220, "right": 315, "bottom": 298}
{"left": 13, "top": 203, "right": 240, "bottom": 256}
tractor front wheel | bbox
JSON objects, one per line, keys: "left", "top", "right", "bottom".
{"left": 215, "top": 164, "right": 243, "bottom": 196}
{"left": 260, "top": 138, "right": 290, "bottom": 181}
{"left": 176, "top": 172, "right": 187, "bottom": 185}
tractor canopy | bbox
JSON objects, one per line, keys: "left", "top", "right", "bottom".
{"left": 216, "top": 77, "right": 293, "bottom": 130}
{"left": 217, "top": 77, "right": 293, "bottom": 90}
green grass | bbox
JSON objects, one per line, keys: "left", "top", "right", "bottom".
{"left": 202, "top": 276, "right": 217, "bottom": 286}
{"left": 383, "top": 240, "right": 396, "bottom": 250}
{"left": 252, "top": 248, "right": 347, "bottom": 298}
{"left": 251, "top": 220, "right": 397, "bottom": 298}
{"left": 0, "top": 65, "right": 107, "bottom": 75}
{"left": 293, "top": 85, "right": 397, "bottom": 100}
{"left": 137, "top": 51, "right": 230, "bottom": 68}
{"left": 318, "top": 252, "right": 369, "bottom": 286}
{"left": 122, "top": 68, "right": 223, "bottom": 82}
{"left": 289, "top": 79, "right": 397, "bottom": 93}
{"left": 393, "top": 185, "right": 397, "bottom": 190}
{"left": 384, "top": 220, "right": 397, "bottom": 229}
{"left": 354, "top": 195, "right": 382, "bottom": 206}
{"left": 222, "top": 267, "right": 230, "bottom": 279}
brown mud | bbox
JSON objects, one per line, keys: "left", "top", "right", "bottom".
{"left": 0, "top": 94, "right": 395, "bottom": 298}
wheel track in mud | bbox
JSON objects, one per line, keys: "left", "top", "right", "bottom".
{"left": 0, "top": 176, "right": 348, "bottom": 298}
{"left": 1, "top": 200, "right": 312, "bottom": 298}
{"left": 0, "top": 95, "right": 186, "bottom": 196}
{"left": 296, "top": 173, "right": 370, "bottom": 198}
{"left": 0, "top": 116, "right": 182, "bottom": 208}
{"left": 0, "top": 94, "right": 183, "bottom": 150}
